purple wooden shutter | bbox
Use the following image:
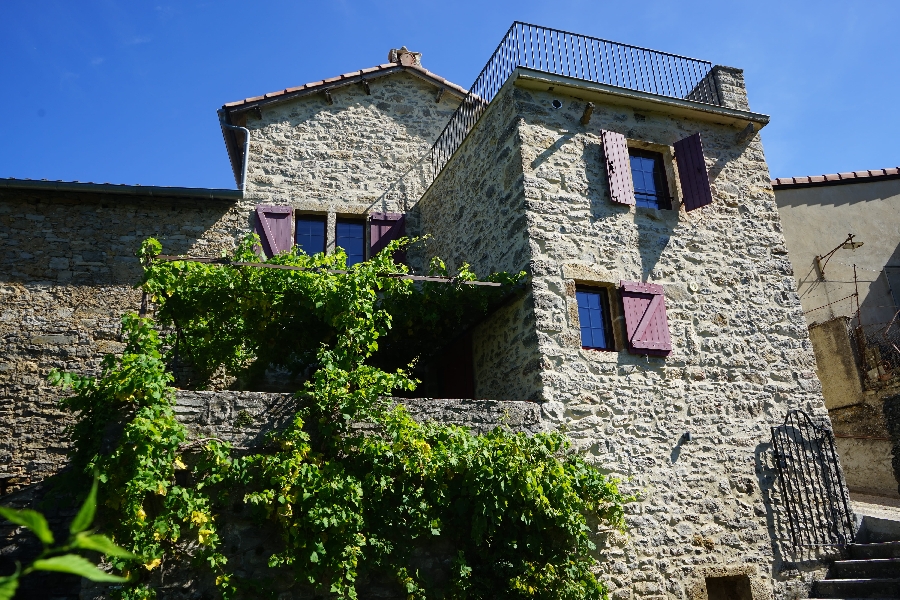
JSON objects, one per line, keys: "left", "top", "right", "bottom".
{"left": 673, "top": 133, "right": 713, "bottom": 211}
{"left": 370, "top": 212, "right": 407, "bottom": 263}
{"left": 254, "top": 205, "right": 292, "bottom": 258}
{"left": 601, "top": 130, "right": 636, "bottom": 205}
{"left": 619, "top": 281, "right": 672, "bottom": 356}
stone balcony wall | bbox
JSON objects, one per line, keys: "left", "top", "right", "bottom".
{"left": 174, "top": 391, "right": 544, "bottom": 446}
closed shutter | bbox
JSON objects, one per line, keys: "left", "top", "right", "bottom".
{"left": 370, "top": 212, "right": 407, "bottom": 263}
{"left": 673, "top": 133, "right": 713, "bottom": 211}
{"left": 620, "top": 281, "right": 672, "bottom": 356}
{"left": 601, "top": 130, "right": 636, "bottom": 205}
{"left": 255, "top": 205, "right": 293, "bottom": 258}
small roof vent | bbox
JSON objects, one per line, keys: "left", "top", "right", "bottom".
{"left": 388, "top": 46, "right": 422, "bottom": 67}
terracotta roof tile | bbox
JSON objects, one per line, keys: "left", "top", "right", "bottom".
{"left": 221, "top": 62, "right": 467, "bottom": 110}
{"left": 772, "top": 167, "right": 900, "bottom": 189}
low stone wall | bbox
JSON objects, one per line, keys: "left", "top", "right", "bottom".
{"left": 174, "top": 391, "right": 544, "bottom": 446}
{"left": 3, "top": 394, "right": 543, "bottom": 599}
{"left": 834, "top": 436, "right": 898, "bottom": 498}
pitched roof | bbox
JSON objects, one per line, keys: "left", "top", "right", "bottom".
{"left": 222, "top": 62, "right": 467, "bottom": 110}
{"left": 218, "top": 62, "right": 467, "bottom": 188}
{"left": 0, "top": 177, "right": 240, "bottom": 200}
{"left": 772, "top": 167, "right": 900, "bottom": 189}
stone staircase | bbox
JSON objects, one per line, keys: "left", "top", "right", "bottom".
{"left": 813, "top": 516, "right": 900, "bottom": 599}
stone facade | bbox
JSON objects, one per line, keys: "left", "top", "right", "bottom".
{"left": 0, "top": 188, "right": 242, "bottom": 491}
{"left": 416, "top": 70, "right": 834, "bottom": 598}
{"left": 411, "top": 88, "right": 542, "bottom": 402}
{"left": 0, "top": 66, "right": 465, "bottom": 491}
{"left": 233, "top": 69, "right": 463, "bottom": 219}
{"left": 0, "top": 42, "right": 847, "bottom": 600}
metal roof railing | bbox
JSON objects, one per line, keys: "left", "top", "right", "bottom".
{"left": 429, "top": 22, "right": 721, "bottom": 178}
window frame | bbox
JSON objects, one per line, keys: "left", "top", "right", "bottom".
{"left": 625, "top": 138, "right": 680, "bottom": 211}
{"left": 335, "top": 217, "right": 367, "bottom": 267}
{"left": 627, "top": 147, "right": 672, "bottom": 210}
{"left": 294, "top": 214, "right": 328, "bottom": 256}
{"left": 575, "top": 286, "right": 617, "bottom": 352}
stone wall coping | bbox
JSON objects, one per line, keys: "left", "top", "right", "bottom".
{"left": 172, "top": 391, "right": 545, "bottom": 448}
{"left": 512, "top": 67, "right": 770, "bottom": 131}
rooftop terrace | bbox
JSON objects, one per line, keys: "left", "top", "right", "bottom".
{"left": 429, "top": 22, "right": 724, "bottom": 177}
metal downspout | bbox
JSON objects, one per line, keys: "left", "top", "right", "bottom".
{"left": 218, "top": 109, "right": 250, "bottom": 193}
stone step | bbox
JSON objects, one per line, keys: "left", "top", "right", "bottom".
{"left": 812, "top": 578, "right": 900, "bottom": 598}
{"left": 833, "top": 559, "right": 900, "bottom": 579}
{"left": 849, "top": 543, "right": 900, "bottom": 560}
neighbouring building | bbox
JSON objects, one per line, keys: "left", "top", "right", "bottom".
{"left": 774, "top": 168, "right": 900, "bottom": 498}
{"left": 1, "top": 24, "right": 862, "bottom": 599}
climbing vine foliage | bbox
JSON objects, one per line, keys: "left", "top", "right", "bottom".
{"left": 51, "top": 235, "right": 627, "bottom": 600}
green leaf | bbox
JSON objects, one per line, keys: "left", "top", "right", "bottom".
{"left": 70, "top": 477, "right": 99, "bottom": 535}
{"left": 0, "top": 507, "right": 54, "bottom": 545}
{"left": 0, "top": 576, "right": 19, "bottom": 600}
{"left": 32, "top": 555, "right": 128, "bottom": 582}
{"left": 73, "top": 533, "right": 139, "bottom": 559}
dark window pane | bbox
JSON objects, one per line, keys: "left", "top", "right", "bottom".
{"left": 336, "top": 220, "right": 365, "bottom": 266}
{"left": 295, "top": 217, "right": 326, "bottom": 255}
{"left": 576, "top": 289, "right": 612, "bottom": 350}
{"left": 629, "top": 149, "right": 669, "bottom": 209}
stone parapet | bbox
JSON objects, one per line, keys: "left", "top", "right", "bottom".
{"left": 175, "top": 390, "right": 544, "bottom": 447}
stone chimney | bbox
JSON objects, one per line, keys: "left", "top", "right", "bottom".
{"left": 388, "top": 46, "right": 422, "bottom": 67}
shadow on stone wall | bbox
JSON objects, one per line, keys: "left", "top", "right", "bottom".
{"left": 0, "top": 477, "right": 82, "bottom": 599}
{"left": 581, "top": 141, "right": 680, "bottom": 283}
{"left": 754, "top": 440, "right": 844, "bottom": 592}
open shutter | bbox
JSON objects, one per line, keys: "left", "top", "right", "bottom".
{"left": 673, "top": 133, "right": 713, "bottom": 211}
{"left": 370, "top": 212, "right": 407, "bottom": 263}
{"left": 601, "top": 130, "right": 636, "bottom": 205}
{"left": 619, "top": 281, "right": 672, "bottom": 356}
{"left": 255, "top": 205, "right": 292, "bottom": 258}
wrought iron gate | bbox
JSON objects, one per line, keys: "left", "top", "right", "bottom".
{"left": 771, "top": 410, "right": 855, "bottom": 548}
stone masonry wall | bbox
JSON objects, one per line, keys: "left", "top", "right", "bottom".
{"left": 514, "top": 84, "right": 828, "bottom": 599}
{"left": 1, "top": 70, "right": 464, "bottom": 491}
{"left": 2, "top": 394, "right": 541, "bottom": 600}
{"left": 416, "top": 74, "right": 836, "bottom": 598}
{"left": 412, "top": 86, "right": 543, "bottom": 402}
{"left": 687, "top": 66, "right": 750, "bottom": 112}
{"left": 239, "top": 71, "right": 462, "bottom": 219}
{"left": 173, "top": 391, "right": 544, "bottom": 445}
{"left": 0, "top": 189, "right": 244, "bottom": 491}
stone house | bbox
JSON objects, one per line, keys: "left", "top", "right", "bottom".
{"left": 774, "top": 169, "right": 900, "bottom": 498}
{"left": 0, "top": 23, "right": 866, "bottom": 600}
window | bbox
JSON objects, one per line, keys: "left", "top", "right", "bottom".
{"left": 577, "top": 288, "right": 614, "bottom": 350}
{"left": 705, "top": 575, "right": 752, "bottom": 600}
{"left": 295, "top": 216, "right": 327, "bottom": 255}
{"left": 336, "top": 219, "right": 365, "bottom": 266}
{"left": 629, "top": 149, "right": 671, "bottom": 209}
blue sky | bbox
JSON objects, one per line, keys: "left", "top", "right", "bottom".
{"left": 2, "top": 0, "right": 897, "bottom": 189}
